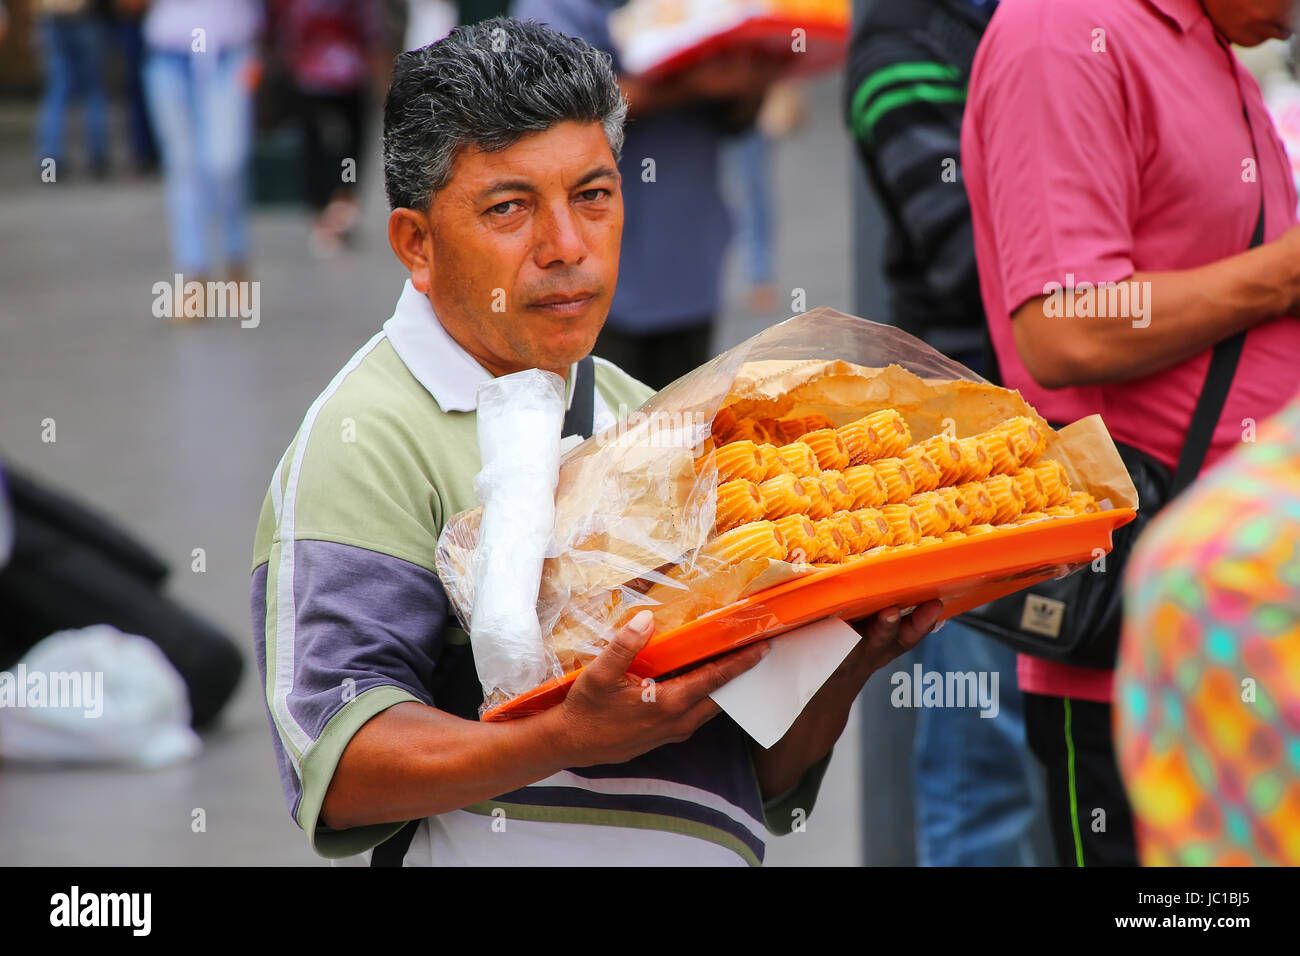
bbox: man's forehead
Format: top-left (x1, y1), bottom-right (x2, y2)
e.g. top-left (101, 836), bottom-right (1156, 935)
top-left (445, 121), bottom-right (618, 193)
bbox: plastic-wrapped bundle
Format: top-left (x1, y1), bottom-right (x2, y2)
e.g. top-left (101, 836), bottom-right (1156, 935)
top-left (1032, 459), bottom-right (1071, 506)
top-left (839, 408), bottom-right (911, 465)
top-left (758, 473), bottom-right (813, 519)
top-left (776, 440), bottom-right (821, 478)
top-left (712, 440), bottom-right (766, 483)
top-left (801, 428), bottom-right (851, 471)
top-left (1009, 467), bottom-right (1049, 513)
top-left (809, 519), bottom-right (848, 563)
top-left (976, 429), bottom-right (1017, 476)
top-left (935, 485), bottom-right (972, 531)
top-left (830, 510), bottom-right (872, 554)
top-left (955, 481), bottom-right (997, 525)
top-left (996, 416), bottom-right (1050, 467)
top-left (956, 436), bottom-right (994, 481)
top-left (982, 474), bottom-right (1026, 525)
top-left (871, 456), bottom-right (916, 504)
top-left (1064, 491), bottom-right (1100, 514)
top-left (715, 479), bottom-right (764, 532)
top-left (916, 434), bottom-right (964, 485)
top-left (881, 503), bottom-right (923, 545)
top-left (774, 514), bottom-right (818, 564)
top-left (467, 369), bottom-right (567, 700)
top-left (805, 478), bottom-right (835, 520)
top-left (843, 464), bottom-right (889, 508)
top-left (819, 470), bottom-right (857, 513)
top-left (905, 491), bottom-right (952, 537)
top-left (852, 507), bottom-right (892, 549)
top-left (774, 414), bottom-right (834, 443)
top-left (757, 443), bottom-right (788, 480)
top-left (901, 446), bottom-right (943, 493)
top-left (699, 520), bottom-right (788, 566)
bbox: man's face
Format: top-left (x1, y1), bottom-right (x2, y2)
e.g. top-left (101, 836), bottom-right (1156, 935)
top-left (1203, 0), bottom-right (1298, 45)
top-left (419, 121), bottom-right (622, 378)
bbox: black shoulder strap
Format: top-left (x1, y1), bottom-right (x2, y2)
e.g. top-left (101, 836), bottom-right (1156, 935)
top-left (370, 819), bottom-right (421, 867)
top-left (1169, 86), bottom-right (1268, 496)
top-left (562, 355), bottom-right (597, 440)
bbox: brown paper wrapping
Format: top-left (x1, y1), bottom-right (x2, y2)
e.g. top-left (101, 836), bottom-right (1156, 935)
top-left (438, 354), bottom-right (1138, 683)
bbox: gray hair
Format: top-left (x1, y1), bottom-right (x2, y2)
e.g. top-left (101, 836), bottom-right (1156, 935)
top-left (383, 17), bottom-right (628, 211)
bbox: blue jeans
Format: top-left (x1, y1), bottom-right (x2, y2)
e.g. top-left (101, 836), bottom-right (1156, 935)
top-left (143, 47), bottom-right (254, 273)
top-left (724, 129), bottom-right (773, 285)
top-left (913, 619), bottom-right (1045, 865)
top-left (36, 15), bottom-right (110, 169)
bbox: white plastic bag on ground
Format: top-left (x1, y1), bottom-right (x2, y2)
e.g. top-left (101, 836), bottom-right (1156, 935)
top-left (0, 624), bottom-right (201, 768)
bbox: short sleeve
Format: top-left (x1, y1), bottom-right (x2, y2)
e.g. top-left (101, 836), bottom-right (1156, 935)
top-left (251, 390), bottom-right (462, 858)
top-left (967, 19), bottom-right (1140, 314)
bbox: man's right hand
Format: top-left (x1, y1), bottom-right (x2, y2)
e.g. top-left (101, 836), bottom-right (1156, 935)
top-left (548, 609), bottom-right (768, 767)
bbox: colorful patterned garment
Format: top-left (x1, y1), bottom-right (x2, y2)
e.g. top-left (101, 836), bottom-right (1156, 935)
top-left (1116, 393), bottom-right (1300, 866)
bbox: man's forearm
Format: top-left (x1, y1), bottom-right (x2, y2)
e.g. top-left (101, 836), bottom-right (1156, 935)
top-left (1013, 236), bottom-right (1300, 388)
top-left (751, 639), bottom-right (878, 798)
top-left (319, 702), bottom-right (575, 830)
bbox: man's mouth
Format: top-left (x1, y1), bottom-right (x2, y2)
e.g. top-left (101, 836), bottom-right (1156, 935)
top-left (527, 292), bottom-right (597, 317)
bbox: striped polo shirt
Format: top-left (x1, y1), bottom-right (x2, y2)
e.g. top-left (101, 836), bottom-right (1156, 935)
top-left (250, 281), bottom-right (827, 865)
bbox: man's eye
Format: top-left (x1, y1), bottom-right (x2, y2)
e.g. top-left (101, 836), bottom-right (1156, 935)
top-left (488, 200), bottom-right (521, 215)
top-left (578, 188), bottom-right (609, 201)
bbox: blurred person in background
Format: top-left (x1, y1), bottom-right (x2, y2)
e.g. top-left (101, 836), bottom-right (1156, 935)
top-left (34, 0), bottom-right (111, 178)
top-left (963, 0), bottom-right (1300, 866)
top-left (512, 0), bottom-right (780, 390)
top-left (108, 0), bottom-right (160, 174)
top-left (142, 0), bottom-right (263, 317)
top-left (1116, 390), bottom-right (1300, 865)
top-left (404, 0), bottom-right (456, 48)
top-left (268, 0), bottom-right (390, 258)
top-left (1239, 36), bottom-right (1300, 211)
top-left (724, 81), bottom-right (805, 317)
top-left (846, 0), bottom-right (1049, 867)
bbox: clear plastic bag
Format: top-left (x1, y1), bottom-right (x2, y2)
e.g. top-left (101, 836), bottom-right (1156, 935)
top-left (435, 308), bottom-right (1134, 711)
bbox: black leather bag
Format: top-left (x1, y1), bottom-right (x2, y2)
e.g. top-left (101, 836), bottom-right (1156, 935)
top-left (961, 197), bottom-right (1264, 669)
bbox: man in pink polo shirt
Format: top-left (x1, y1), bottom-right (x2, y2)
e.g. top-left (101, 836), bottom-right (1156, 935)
top-left (962, 0), bottom-right (1300, 865)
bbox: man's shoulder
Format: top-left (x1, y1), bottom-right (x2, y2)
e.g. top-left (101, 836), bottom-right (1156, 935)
top-left (984, 0), bottom-right (1150, 49)
top-left (251, 332), bottom-right (468, 571)
top-left (592, 355), bottom-right (655, 409)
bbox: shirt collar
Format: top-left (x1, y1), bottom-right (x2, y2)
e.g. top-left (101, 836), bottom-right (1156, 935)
top-left (1145, 0), bottom-right (1205, 33)
top-left (383, 279), bottom-right (578, 414)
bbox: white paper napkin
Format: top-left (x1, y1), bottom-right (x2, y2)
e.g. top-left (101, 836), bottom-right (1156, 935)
top-left (709, 617), bottom-right (862, 749)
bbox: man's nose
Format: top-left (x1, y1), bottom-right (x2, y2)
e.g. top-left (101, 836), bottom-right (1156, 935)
top-left (534, 202), bottom-right (588, 267)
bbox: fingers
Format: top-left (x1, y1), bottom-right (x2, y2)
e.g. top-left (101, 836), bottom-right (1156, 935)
top-left (580, 610), bottom-right (655, 686)
top-left (663, 640), bottom-right (769, 704)
top-left (854, 600), bottom-right (944, 670)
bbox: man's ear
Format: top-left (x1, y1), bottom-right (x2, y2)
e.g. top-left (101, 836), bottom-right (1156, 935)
top-left (388, 207), bottom-right (435, 294)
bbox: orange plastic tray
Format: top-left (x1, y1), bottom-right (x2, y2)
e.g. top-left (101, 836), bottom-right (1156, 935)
top-left (482, 508), bottom-right (1136, 720)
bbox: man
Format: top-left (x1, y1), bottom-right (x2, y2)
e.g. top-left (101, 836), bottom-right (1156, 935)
top-left (251, 17), bottom-right (940, 866)
top-left (512, 0), bottom-right (777, 389)
top-left (962, 0), bottom-right (1300, 865)
top-left (846, 0), bottom-right (1048, 867)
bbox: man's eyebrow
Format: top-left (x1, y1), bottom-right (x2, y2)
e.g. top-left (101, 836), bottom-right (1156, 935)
top-left (573, 165), bottom-right (619, 188)
top-left (475, 165), bottom-right (619, 204)
top-left (477, 178), bottom-right (537, 202)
